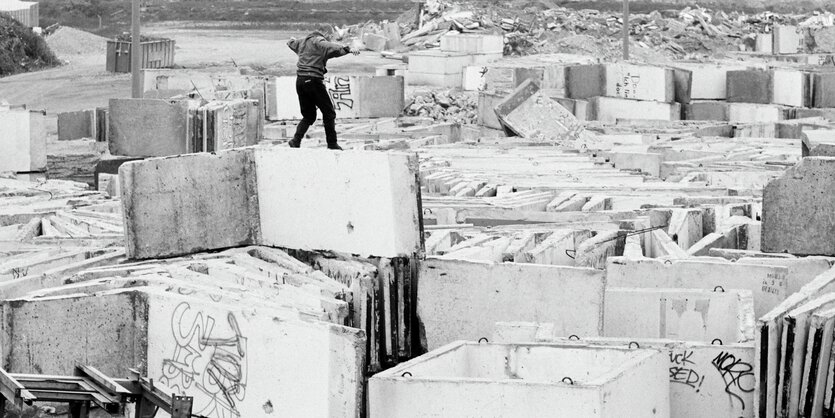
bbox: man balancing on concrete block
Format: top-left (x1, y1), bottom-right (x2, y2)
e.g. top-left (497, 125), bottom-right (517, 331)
top-left (287, 24), bottom-right (360, 150)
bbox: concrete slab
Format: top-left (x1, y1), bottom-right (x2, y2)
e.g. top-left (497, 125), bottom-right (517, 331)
top-left (108, 98), bottom-right (192, 157)
top-left (121, 147), bottom-right (422, 259)
top-left (0, 109), bottom-right (44, 173)
top-left (671, 63), bottom-right (748, 102)
top-left (417, 258), bottom-right (605, 350)
top-left (727, 70), bottom-right (772, 104)
top-left (566, 63), bottom-right (675, 102)
top-left (684, 101), bottom-right (728, 121)
top-left (762, 157), bottom-right (835, 256)
top-left (255, 147), bottom-right (422, 258)
top-left (477, 91), bottom-right (504, 130)
top-left (812, 73), bottom-right (835, 108)
top-left (494, 79), bottom-right (588, 144)
top-left (773, 25), bottom-right (805, 54)
top-left (606, 257), bottom-right (789, 318)
top-left (440, 33), bottom-right (503, 54)
top-left (728, 103), bottom-right (787, 123)
top-left (771, 69), bottom-right (810, 107)
top-left (589, 97), bottom-right (681, 123)
top-left (604, 288), bottom-right (754, 343)
top-left (369, 341), bottom-right (669, 418)
top-left (120, 149), bottom-right (261, 259)
top-left (57, 110), bottom-right (95, 141)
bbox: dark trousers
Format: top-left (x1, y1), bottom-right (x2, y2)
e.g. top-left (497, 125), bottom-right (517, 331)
top-left (293, 76), bottom-right (338, 146)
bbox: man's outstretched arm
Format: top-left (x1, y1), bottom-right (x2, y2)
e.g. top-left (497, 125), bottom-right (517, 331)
top-left (316, 38), bottom-right (360, 58)
top-left (287, 37), bottom-right (301, 54)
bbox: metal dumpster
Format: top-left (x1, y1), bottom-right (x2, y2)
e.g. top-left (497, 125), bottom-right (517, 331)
top-left (106, 38), bottom-right (175, 73)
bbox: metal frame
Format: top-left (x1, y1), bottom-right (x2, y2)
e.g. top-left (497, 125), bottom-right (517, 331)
top-left (0, 366), bottom-right (193, 418)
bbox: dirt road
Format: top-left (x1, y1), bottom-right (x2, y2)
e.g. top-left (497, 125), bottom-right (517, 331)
top-left (0, 24), bottom-right (394, 135)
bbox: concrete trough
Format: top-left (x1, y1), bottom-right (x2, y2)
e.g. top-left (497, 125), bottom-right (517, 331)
top-left (491, 326), bottom-right (755, 418)
top-left (368, 341), bottom-right (669, 418)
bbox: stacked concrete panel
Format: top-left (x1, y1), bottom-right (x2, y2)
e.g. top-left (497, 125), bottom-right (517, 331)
top-left (120, 146), bottom-right (422, 260)
top-left (369, 342), bottom-right (669, 418)
top-left (267, 75), bottom-right (404, 120)
top-left (407, 33), bottom-right (502, 88)
top-left (671, 63), bottom-right (749, 103)
top-left (566, 63), bottom-right (675, 102)
top-left (0, 258), bottom-right (366, 417)
top-left (0, 108), bottom-right (46, 173)
top-left (108, 98), bottom-right (195, 157)
top-left (417, 258), bottom-right (605, 350)
top-left (726, 69), bottom-right (811, 108)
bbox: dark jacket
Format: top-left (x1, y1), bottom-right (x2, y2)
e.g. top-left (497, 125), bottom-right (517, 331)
top-left (287, 31), bottom-right (350, 79)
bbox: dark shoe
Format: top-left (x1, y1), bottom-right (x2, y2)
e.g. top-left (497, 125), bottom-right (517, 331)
top-left (327, 144), bottom-right (343, 151)
top-left (288, 138), bottom-right (301, 148)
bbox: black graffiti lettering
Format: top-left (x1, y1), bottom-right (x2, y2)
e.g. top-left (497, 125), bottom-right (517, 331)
top-left (712, 351), bottom-right (755, 411)
top-left (328, 76), bottom-right (354, 111)
top-left (670, 350), bottom-right (695, 366)
top-left (161, 302), bottom-right (247, 418)
top-left (11, 267), bottom-right (29, 279)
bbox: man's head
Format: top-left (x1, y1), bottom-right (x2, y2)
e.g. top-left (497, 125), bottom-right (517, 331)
top-left (315, 24), bottom-right (335, 40)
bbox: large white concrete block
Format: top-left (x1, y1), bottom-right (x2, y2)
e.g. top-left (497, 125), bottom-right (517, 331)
top-left (255, 147), bottom-right (422, 258)
top-left (606, 257), bottom-right (789, 318)
top-left (120, 149), bottom-right (261, 260)
top-left (773, 25), bottom-right (805, 54)
top-left (728, 103), bottom-right (787, 123)
top-left (121, 146), bottom-right (423, 260)
top-left (440, 33), bottom-right (504, 54)
top-left (771, 69), bottom-right (810, 107)
top-left (671, 63), bottom-right (748, 102)
top-left (589, 97), bottom-right (681, 123)
top-left (0, 109), bottom-right (45, 173)
top-left (567, 63), bottom-right (675, 102)
top-left (1, 288), bottom-right (365, 418)
top-left (369, 341), bottom-right (669, 418)
top-left (604, 288), bottom-right (755, 344)
top-left (417, 258), bottom-right (605, 350)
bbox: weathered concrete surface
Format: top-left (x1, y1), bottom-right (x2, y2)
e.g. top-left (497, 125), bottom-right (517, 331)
top-left (120, 149), bottom-right (261, 259)
top-left (121, 146), bottom-right (422, 260)
top-left (255, 147), bottom-right (422, 258)
top-left (109, 98), bottom-right (192, 157)
top-left (440, 33), bottom-right (503, 54)
top-left (672, 63), bottom-right (748, 102)
top-left (417, 258), bottom-right (605, 350)
top-left (607, 257), bottom-right (789, 318)
top-left (604, 288), bottom-right (755, 343)
top-left (0, 109), bottom-right (45, 173)
top-left (369, 341), bottom-right (669, 418)
top-left (495, 79), bottom-right (594, 146)
top-left (589, 96), bottom-right (681, 123)
top-left (762, 157), bottom-right (835, 256)
top-left (477, 91), bottom-right (504, 130)
top-left (57, 109), bottom-right (95, 141)
top-left (802, 129), bottom-right (835, 157)
top-left (566, 63), bottom-right (674, 102)
top-left (812, 72), bottom-right (835, 108)
top-left (727, 70), bottom-right (772, 104)
top-left (0, 288), bottom-right (365, 417)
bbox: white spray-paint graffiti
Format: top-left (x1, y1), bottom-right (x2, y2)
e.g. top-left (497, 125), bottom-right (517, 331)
top-left (160, 302), bottom-right (248, 418)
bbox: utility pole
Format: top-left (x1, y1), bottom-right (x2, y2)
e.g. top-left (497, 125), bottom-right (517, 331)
top-left (131, 0), bottom-right (141, 98)
top-left (622, 0), bottom-right (629, 60)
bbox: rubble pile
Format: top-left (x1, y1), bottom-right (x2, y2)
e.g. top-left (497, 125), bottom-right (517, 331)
top-left (338, 0), bottom-right (835, 59)
top-left (404, 89), bottom-right (478, 124)
top-left (0, 14), bottom-right (60, 76)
